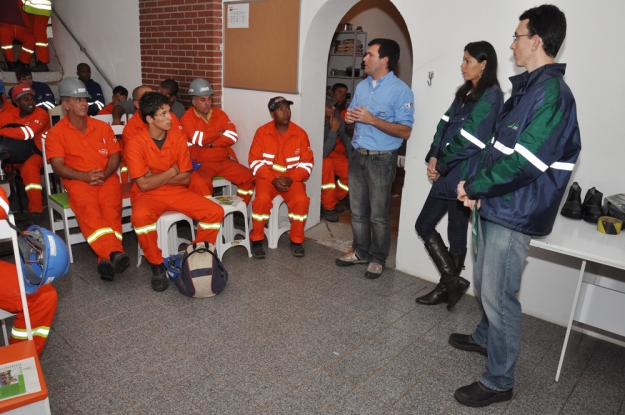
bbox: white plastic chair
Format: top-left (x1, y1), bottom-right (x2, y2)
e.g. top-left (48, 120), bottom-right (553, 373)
top-left (209, 195), bottom-right (251, 258)
top-left (264, 195), bottom-right (291, 249)
top-left (137, 212), bottom-right (196, 266)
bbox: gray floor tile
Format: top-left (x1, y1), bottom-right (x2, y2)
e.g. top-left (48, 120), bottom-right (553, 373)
top-left (359, 370), bottom-right (412, 405)
top-left (403, 337), bottom-right (452, 367)
top-left (300, 370), bottom-right (354, 406)
top-left (269, 351), bottom-right (321, 386)
top-left (372, 326), bottom-right (421, 352)
top-left (49, 369), bottom-right (109, 404)
top-left (326, 353), bottom-right (377, 385)
top-left (321, 326), bottom-right (369, 353)
top-left (174, 370), bottom-right (231, 406)
top-left (136, 388), bottom-right (201, 415)
top-left (512, 388), bottom-right (565, 415)
top-left (414, 369), bottom-right (468, 400)
top-left (350, 339), bottom-right (400, 369)
top-left (298, 339), bottom-right (343, 368)
top-left (392, 387), bottom-right (450, 415)
top-left (71, 386), bottom-right (135, 415)
top-left (236, 371), bottom-right (293, 407)
top-left (332, 388), bottom-right (389, 415)
top-left (382, 352), bottom-right (433, 385)
top-left (267, 389), bottom-right (328, 415)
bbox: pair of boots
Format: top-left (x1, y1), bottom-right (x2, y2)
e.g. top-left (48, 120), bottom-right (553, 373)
top-left (416, 233), bottom-right (470, 311)
top-left (560, 182), bottom-right (603, 223)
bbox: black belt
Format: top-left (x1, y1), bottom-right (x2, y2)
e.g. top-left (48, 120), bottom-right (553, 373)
top-left (356, 148), bottom-right (392, 155)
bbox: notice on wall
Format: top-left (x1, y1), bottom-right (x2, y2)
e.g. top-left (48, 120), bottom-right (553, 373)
top-left (227, 3), bottom-right (249, 29)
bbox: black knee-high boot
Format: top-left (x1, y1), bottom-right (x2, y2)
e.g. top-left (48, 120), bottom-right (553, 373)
top-left (446, 251), bottom-right (470, 311)
top-left (415, 233), bottom-right (454, 305)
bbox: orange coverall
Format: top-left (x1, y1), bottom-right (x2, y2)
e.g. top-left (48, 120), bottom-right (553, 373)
top-left (98, 102), bottom-right (114, 115)
top-left (23, 13), bottom-right (49, 63)
top-left (0, 188), bottom-right (57, 356)
top-left (0, 105), bottom-right (50, 213)
top-left (45, 116), bottom-right (124, 262)
top-left (0, 2), bottom-right (35, 65)
top-left (181, 107), bottom-right (255, 203)
top-left (125, 125), bottom-right (224, 266)
top-left (248, 120), bottom-right (313, 244)
top-left (321, 137), bottom-right (349, 211)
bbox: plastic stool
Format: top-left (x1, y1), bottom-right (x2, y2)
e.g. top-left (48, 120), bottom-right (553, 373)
top-left (0, 308), bottom-right (15, 346)
top-left (210, 195), bottom-right (251, 258)
top-left (264, 195), bottom-right (291, 249)
top-left (137, 211), bottom-right (196, 266)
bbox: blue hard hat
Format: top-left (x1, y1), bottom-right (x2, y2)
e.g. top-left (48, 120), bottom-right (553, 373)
top-left (18, 225), bottom-right (70, 294)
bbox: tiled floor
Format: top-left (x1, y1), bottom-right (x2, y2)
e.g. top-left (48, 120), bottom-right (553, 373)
top-left (3, 226), bottom-right (625, 414)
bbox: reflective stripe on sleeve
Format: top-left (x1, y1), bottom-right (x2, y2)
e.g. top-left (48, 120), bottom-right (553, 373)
top-left (460, 129), bottom-right (485, 149)
top-left (493, 141), bottom-right (514, 155)
top-left (223, 130), bottom-right (238, 142)
top-left (514, 144), bottom-right (548, 172)
top-left (441, 115), bottom-right (449, 122)
top-left (550, 161), bottom-right (575, 171)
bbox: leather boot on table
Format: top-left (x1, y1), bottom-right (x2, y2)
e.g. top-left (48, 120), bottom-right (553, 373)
top-left (415, 233), bottom-right (454, 305)
top-left (582, 187), bottom-right (603, 223)
top-left (560, 182), bottom-right (583, 219)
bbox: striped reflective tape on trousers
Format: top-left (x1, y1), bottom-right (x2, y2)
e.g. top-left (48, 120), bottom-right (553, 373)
top-left (337, 179), bottom-right (349, 192)
top-left (237, 188), bottom-right (254, 196)
top-left (288, 213), bottom-right (307, 222)
top-left (321, 183), bottom-right (336, 190)
top-left (198, 222), bottom-right (221, 230)
top-left (87, 227), bottom-right (121, 244)
top-left (24, 183), bottom-right (43, 191)
top-left (252, 212), bottom-right (270, 221)
top-left (134, 223), bottom-right (157, 235)
top-left (11, 325), bottom-right (50, 339)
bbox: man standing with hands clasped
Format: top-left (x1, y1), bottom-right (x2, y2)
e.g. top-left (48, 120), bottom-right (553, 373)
top-left (451, 5), bottom-right (581, 407)
top-left (335, 38), bottom-right (414, 280)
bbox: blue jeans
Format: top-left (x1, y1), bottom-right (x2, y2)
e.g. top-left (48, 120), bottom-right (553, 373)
top-left (348, 149), bottom-right (398, 266)
top-left (471, 218), bottom-right (531, 391)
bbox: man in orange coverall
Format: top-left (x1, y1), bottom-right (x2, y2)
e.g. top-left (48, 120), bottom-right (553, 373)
top-left (0, 84), bottom-right (50, 225)
top-left (248, 97), bottom-right (314, 259)
top-left (126, 92), bottom-right (224, 292)
top-left (0, 187), bottom-right (57, 356)
top-left (0, 0), bottom-right (35, 71)
top-left (97, 85), bottom-right (129, 115)
top-left (45, 77), bottom-right (130, 281)
top-left (181, 78), bottom-right (255, 203)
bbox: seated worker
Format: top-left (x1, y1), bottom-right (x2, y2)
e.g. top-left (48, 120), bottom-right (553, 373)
top-left (45, 77), bottom-right (130, 281)
top-left (112, 85), bottom-right (151, 125)
top-left (0, 0), bottom-right (35, 71)
top-left (321, 97), bottom-right (352, 222)
top-left (248, 97), bottom-right (314, 259)
top-left (8, 67), bottom-right (55, 111)
top-left (180, 78), bottom-right (255, 203)
top-left (330, 83), bottom-right (349, 116)
top-left (0, 187), bottom-right (58, 356)
top-left (126, 92), bottom-right (224, 292)
top-left (77, 63), bottom-right (105, 116)
top-left (157, 79), bottom-right (185, 120)
top-left (0, 85), bottom-right (50, 225)
top-left (98, 85), bottom-right (129, 115)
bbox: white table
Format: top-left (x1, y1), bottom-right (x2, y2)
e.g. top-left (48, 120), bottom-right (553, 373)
top-left (530, 216), bottom-right (625, 381)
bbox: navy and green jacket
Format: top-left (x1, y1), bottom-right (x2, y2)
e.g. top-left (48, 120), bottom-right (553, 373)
top-left (426, 84), bottom-right (503, 200)
top-left (464, 63), bottom-right (581, 236)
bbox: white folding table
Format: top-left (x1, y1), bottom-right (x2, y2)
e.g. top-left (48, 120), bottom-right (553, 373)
top-left (530, 216), bottom-right (625, 381)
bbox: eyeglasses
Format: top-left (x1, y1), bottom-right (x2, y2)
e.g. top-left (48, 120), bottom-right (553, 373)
top-left (512, 33), bottom-right (533, 42)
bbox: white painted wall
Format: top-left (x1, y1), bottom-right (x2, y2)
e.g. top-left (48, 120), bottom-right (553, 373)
top-left (51, 0), bottom-right (142, 103)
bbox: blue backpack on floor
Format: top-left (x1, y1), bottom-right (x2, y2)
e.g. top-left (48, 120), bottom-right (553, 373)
top-left (164, 242), bottom-right (228, 298)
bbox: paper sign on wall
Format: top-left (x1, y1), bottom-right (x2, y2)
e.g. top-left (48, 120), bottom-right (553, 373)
top-left (228, 3), bottom-right (249, 29)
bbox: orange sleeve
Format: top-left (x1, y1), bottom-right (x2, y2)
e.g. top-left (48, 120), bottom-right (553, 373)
top-left (174, 127), bottom-right (193, 173)
top-left (98, 103), bottom-right (113, 115)
top-left (44, 125), bottom-right (66, 162)
top-left (287, 129), bottom-right (314, 183)
top-left (103, 123), bottom-right (121, 155)
top-left (248, 126), bottom-right (278, 182)
top-left (124, 136), bottom-right (148, 180)
top-left (211, 110), bottom-right (238, 149)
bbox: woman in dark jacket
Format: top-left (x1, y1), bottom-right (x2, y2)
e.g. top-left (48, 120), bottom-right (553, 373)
top-left (415, 41), bottom-right (503, 311)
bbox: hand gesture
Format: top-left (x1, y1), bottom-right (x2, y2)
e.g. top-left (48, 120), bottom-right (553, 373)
top-left (85, 169), bottom-right (105, 186)
top-left (329, 116), bottom-right (340, 132)
top-left (427, 158), bottom-right (440, 182)
top-left (272, 176), bottom-right (293, 192)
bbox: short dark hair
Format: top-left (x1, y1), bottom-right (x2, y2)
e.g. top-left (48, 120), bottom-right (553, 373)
top-left (331, 83), bottom-right (348, 92)
top-left (132, 85), bottom-right (150, 100)
top-left (15, 67), bottom-right (32, 81)
top-left (456, 41), bottom-right (500, 102)
top-left (112, 85), bottom-right (128, 97)
top-left (520, 4), bottom-right (566, 58)
top-left (139, 92), bottom-right (169, 123)
top-left (160, 79), bottom-right (179, 96)
top-left (369, 38), bottom-right (400, 72)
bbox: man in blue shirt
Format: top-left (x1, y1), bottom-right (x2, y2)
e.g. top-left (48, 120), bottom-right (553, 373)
top-left (77, 63), bottom-right (105, 116)
top-left (9, 67), bottom-right (55, 111)
top-left (335, 38), bottom-right (414, 279)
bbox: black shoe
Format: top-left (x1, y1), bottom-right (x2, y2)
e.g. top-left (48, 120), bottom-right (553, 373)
top-left (454, 381), bottom-right (513, 408)
top-left (322, 208), bottom-right (339, 222)
top-left (111, 252), bottom-right (130, 274)
top-left (97, 259), bottom-right (115, 282)
top-left (28, 212), bottom-right (44, 225)
top-left (150, 262), bottom-right (169, 292)
top-left (582, 187), bottom-right (603, 223)
top-left (416, 282), bottom-right (448, 305)
top-left (446, 276), bottom-right (470, 311)
top-left (30, 61), bottom-right (49, 72)
top-left (334, 199), bottom-right (346, 213)
top-left (560, 182), bottom-right (583, 219)
top-left (252, 240), bottom-right (265, 259)
top-left (449, 333), bottom-right (488, 357)
top-left (290, 241), bottom-right (305, 257)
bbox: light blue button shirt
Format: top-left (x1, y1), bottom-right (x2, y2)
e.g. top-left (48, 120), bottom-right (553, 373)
top-left (349, 71), bottom-right (414, 151)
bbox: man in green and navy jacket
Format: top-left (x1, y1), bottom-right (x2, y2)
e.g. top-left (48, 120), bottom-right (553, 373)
top-left (452, 5), bottom-right (581, 408)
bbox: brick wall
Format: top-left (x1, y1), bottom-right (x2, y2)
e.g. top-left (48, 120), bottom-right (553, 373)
top-left (139, 0), bottom-right (223, 108)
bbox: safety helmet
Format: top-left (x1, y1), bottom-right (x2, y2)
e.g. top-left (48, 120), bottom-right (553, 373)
top-left (18, 225), bottom-right (70, 294)
top-left (58, 77), bottom-right (90, 98)
top-left (188, 78), bottom-right (214, 96)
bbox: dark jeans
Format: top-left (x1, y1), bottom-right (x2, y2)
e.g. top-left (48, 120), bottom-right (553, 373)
top-left (348, 149), bottom-right (397, 266)
top-left (415, 195), bottom-right (471, 254)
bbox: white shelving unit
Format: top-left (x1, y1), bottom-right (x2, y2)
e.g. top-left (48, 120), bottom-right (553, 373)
top-left (326, 30), bottom-right (367, 100)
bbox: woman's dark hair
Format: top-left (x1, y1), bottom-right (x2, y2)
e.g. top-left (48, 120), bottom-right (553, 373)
top-left (455, 41), bottom-right (499, 103)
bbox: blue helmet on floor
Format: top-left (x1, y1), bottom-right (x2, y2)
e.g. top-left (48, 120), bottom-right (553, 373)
top-left (18, 225), bottom-right (70, 294)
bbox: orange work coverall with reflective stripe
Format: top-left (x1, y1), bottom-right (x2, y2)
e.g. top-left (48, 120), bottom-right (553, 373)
top-left (45, 116), bottom-right (124, 262)
top-left (0, 105), bottom-right (50, 213)
top-left (125, 125), bottom-right (224, 266)
top-left (0, 188), bottom-right (57, 356)
top-left (181, 107), bottom-right (255, 203)
top-left (321, 137), bottom-right (349, 211)
top-left (248, 120), bottom-right (313, 244)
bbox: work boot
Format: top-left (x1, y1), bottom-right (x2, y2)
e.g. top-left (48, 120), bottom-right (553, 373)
top-left (454, 382), bottom-right (513, 408)
top-left (415, 233), bottom-right (454, 306)
top-left (336, 248), bottom-right (368, 266)
top-left (335, 198), bottom-right (348, 213)
top-left (6, 61), bottom-right (19, 71)
top-left (111, 252), bottom-right (130, 274)
top-left (27, 212), bottom-right (44, 226)
top-left (322, 207), bottom-right (339, 222)
top-left (97, 259), bottom-right (115, 282)
top-left (30, 61), bottom-right (49, 72)
top-left (290, 241), bottom-right (305, 257)
top-left (252, 240), bottom-right (265, 259)
top-left (150, 262), bottom-right (169, 292)
top-left (560, 182), bottom-right (583, 219)
top-left (582, 187), bottom-right (603, 223)
top-left (447, 251), bottom-right (470, 311)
